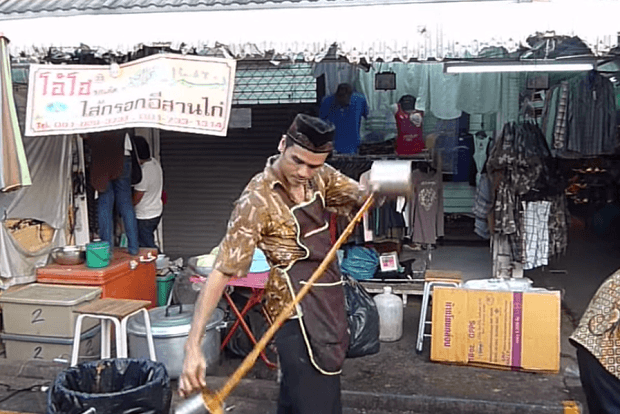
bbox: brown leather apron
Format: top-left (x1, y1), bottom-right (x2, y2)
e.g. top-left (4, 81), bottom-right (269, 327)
top-left (274, 189), bottom-right (349, 374)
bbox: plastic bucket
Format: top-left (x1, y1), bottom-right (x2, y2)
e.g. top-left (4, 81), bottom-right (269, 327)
top-left (156, 272), bottom-right (175, 306)
top-left (85, 241), bottom-right (110, 268)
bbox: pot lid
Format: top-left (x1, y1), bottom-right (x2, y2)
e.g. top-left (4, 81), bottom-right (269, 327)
top-left (0, 284), bottom-right (101, 306)
top-left (126, 304), bottom-right (225, 338)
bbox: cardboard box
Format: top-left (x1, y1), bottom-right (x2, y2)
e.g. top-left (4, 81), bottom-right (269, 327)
top-left (430, 287), bottom-right (560, 372)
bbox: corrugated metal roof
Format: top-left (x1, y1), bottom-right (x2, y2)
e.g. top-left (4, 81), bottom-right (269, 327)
top-left (0, 0), bottom-right (503, 19)
top-left (1, 0), bottom-right (615, 61)
top-left (0, 0), bottom-right (281, 15)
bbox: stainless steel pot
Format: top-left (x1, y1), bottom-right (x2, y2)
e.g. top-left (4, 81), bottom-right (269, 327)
top-left (126, 304), bottom-right (225, 379)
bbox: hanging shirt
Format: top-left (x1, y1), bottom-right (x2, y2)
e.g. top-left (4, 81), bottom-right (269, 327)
top-left (521, 200), bottom-right (551, 270)
top-left (434, 118), bottom-right (461, 175)
top-left (420, 63), bottom-right (462, 120)
top-left (359, 170), bottom-right (374, 242)
top-left (411, 167), bottom-right (444, 245)
top-left (541, 83), bottom-right (560, 152)
top-left (566, 72), bottom-right (617, 156)
top-left (554, 81), bottom-right (569, 150)
top-left (320, 93), bottom-right (369, 154)
top-left (88, 131), bottom-right (125, 193)
top-left (455, 72), bottom-right (502, 115)
top-left (473, 133), bottom-right (490, 185)
top-left (472, 173), bottom-right (493, 240)
top-left (394, 104), bottom-right (425, 155)
top-left (313, 62), bottom-right (359, 96)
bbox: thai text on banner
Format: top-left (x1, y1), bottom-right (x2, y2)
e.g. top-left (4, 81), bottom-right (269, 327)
top-left (25, 53), bottom-right (236, 137)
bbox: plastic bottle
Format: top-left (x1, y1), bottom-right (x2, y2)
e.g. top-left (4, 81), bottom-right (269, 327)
top-left (373, 286), bottom-right (403, 342)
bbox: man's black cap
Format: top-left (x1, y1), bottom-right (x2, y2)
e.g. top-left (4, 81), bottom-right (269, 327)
top-left (286, 114), bottom-right (335, 153)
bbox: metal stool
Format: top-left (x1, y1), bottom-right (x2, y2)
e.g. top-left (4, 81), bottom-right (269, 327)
top-left (71, 298), bottom-right (156, 366)
top-left (416, 270), bottom-right (462, 353)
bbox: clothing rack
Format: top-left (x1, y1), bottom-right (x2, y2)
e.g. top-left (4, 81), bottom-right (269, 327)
top-left (486, 121), bottom-right (569, 277)
top-left (327, 151), bottom-right (436, 179)
top-left (329, 151), bottom-right (440, 283)
top-left (328, 150), bottom-right (433, 163)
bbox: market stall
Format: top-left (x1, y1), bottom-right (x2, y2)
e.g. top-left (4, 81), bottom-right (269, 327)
top-left (0, 0), bottom-right (617, 269)
top-left (0, 10), bottom-right (616, 414)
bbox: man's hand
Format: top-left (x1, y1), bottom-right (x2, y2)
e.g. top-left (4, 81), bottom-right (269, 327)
top-left (178, 268), bottom-right (231, 398)
top-left (179, 343), bottom-right (207, 397)
top-left (359, 179), bottom-right (369, 197)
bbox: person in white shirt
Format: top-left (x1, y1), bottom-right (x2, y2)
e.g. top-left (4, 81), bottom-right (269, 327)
top-left (132, 136), bottom-right (164, 250)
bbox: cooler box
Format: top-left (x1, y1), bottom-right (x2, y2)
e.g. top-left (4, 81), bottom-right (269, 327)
top-left (1, 325), bottom-right (100, 362)
top-left (36, 248), bottom-right (157, 308)
top-left (0, 284), bottom-right (101, 338)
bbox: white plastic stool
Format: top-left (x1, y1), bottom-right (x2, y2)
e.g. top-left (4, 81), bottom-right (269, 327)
top-left (416, 270), bottom-right (462, 353)
top-left (71, 298), bottom-right (156, 366)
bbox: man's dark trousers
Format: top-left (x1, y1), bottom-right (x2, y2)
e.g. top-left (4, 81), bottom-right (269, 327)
top-left (275, 319), bottom-right (342, 414)
top-left (137, 215), bottom-right (161, 249)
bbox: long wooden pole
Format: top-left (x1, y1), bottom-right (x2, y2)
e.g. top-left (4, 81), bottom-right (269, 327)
top-left (202, 194), bottom-right (376, 413)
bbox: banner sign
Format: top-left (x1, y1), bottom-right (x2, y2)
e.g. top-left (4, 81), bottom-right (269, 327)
top-left (25, 53), bottom-right (236, 137)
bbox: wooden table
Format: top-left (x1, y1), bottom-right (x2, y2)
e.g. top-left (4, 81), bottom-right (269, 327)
top-left (360, 270), bottom-right (464, 306)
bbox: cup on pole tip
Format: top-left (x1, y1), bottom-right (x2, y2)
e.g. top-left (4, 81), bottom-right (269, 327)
top-left (368, 160), bottom-right (414, 197)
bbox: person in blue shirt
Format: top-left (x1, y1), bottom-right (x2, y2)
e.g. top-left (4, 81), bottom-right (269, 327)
top-left (319, 83), bottom-right (369, 154)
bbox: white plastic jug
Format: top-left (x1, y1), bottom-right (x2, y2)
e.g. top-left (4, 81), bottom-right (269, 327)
top-left (373, 286), bottom-right (403, 342)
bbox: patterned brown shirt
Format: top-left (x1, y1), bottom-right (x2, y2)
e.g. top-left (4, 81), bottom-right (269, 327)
top-left (213, 155), bottom-right (363, 318)
top-left (570, 269), bottom-right (620, 379)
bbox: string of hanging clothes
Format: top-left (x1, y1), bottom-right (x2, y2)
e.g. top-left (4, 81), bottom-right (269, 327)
top-left (482, 121), bottom-right (569, 274)
top-left (541, 71), bottom-right (617, 157)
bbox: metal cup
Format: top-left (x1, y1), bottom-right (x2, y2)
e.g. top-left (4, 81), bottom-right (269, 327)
top-left (368, 160), bottom-right (413, 197)
top-left (174, 393), bottom-right (209, 414)
top-left (174, 393), bottom-right (226, 414)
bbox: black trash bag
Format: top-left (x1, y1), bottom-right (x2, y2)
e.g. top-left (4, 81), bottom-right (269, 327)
top-left (46, 358), bottom-right (171, 414)
top-left (523, 34), bottom-right (593, 59)
top-left (344, 275), bottom-right (380, 358)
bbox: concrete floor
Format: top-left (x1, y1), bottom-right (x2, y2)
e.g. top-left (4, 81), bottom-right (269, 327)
top-left (189, 223), bottom-right (603, 414)
top-left (1, 221), bottom-right (616, 414)
top-left (422, 222), bottom-right (620, 320)
top-left (427, 244), bottom-right (494, 282)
